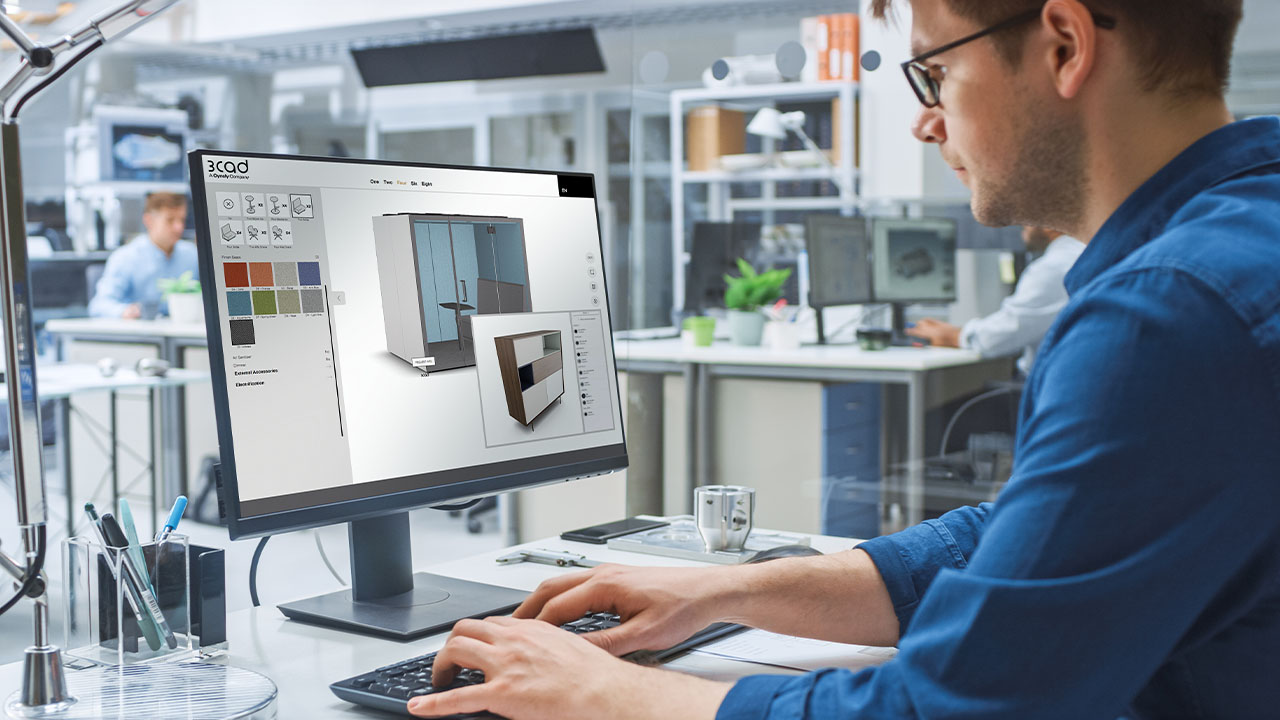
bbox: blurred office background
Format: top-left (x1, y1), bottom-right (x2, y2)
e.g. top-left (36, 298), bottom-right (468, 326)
top-left (2, 0), bottom-right (1279, 663)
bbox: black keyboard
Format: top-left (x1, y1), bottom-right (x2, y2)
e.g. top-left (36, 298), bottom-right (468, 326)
top-left (331, 612), bottom-right (743, 716)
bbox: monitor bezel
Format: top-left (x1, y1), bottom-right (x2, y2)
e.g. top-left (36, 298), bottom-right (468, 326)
top-left (189, 149), bottom-right (628, 540)
top-left (869, 216), bottom-right (959, 305)
top-left (804, 214), bottom-right (875, 308)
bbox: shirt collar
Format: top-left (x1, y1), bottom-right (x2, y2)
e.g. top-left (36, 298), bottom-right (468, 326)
top-left (1065, 116), bottom-right (1280, 295)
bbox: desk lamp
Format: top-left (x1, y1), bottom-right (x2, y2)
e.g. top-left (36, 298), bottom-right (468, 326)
top-left (0, 1), bottom-right (181, 715)
top-left (746, 107), bottom-right (845, 192)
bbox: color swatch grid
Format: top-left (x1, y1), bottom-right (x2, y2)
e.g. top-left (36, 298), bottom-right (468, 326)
top-left (223, 260), bottom-right (324, 346)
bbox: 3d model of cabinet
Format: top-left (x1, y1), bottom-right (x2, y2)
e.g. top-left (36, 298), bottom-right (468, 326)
top-left (494, 330), bottom-right (564, 426)
top-left (373, 213), bottom-right (533, 372)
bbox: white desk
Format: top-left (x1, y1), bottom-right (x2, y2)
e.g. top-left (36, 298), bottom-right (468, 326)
top-left (0, 533), bottom-right (861, 718)
top-left (44, 319), bottom-right (212, 510)
top-left (615, 339), bottom-right (1013, 527)
top-left (13, 364), bottom-right (211, 538)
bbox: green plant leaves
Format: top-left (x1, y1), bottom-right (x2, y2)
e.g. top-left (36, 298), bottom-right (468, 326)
top-left (157, 270), bottom-right (201, 295)
top-left (723, 258), bottom-right (791, 311)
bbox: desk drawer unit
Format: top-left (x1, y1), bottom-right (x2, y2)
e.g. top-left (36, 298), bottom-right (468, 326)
top-left (821, 382), bottom-right (882, 538)
top-left (496, 330), bottom-right (564, 426)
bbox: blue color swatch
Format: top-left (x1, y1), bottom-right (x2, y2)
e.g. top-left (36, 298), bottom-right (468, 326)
top-left (298, 262), bottom-right (321, 286)
top-left (226, 291), bottom-right (252, 317)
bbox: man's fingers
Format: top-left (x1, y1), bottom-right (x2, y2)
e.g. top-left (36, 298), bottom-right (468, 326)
top-left (431, 636), bottom-right (495, 688)
top-left (512, 570), bottom-right (595, 619)
top-left (535, 581), bottom-right (614, 626)
top-left (579, 621), bottom-right (655, 657)
top-left (408, 683), bottom-right (491, 718)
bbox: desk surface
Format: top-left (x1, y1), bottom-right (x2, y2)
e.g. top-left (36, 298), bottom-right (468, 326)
top-left (45, 317), bottom-right (208, 341)
top-left (616, 337), bottom-right (986, 372)
top-left (0, 533), bottom-right (858, 718)
top-left (21, 363), bottom-right (211, 398)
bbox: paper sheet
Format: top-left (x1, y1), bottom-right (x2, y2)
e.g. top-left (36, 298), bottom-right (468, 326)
top-left (692, 628), bottom-right (898, 673)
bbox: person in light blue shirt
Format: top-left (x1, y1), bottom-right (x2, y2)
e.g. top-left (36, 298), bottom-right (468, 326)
top-left (402, 2), bottom-right (1280, 720)
top-left (89, 191), bottom-right (198, 318)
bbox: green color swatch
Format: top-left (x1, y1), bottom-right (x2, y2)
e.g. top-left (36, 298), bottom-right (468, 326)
top-left (252, 290), bottom-right (277, 315)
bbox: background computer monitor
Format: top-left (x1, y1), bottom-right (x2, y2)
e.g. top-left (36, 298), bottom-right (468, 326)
top-left (871, 217), bottom-right (957, 340)
top-left (684, 221), bottom-right (762, 314)
top-left (191, 150), bottom-right (627, 639)
top-left (871, 217), bottom-right (957, 303)
top-left (804, 214), bottom-right (873, 344)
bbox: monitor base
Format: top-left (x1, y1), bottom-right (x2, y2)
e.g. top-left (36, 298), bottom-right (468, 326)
top-left (278, 572), bottom-right (527, 641)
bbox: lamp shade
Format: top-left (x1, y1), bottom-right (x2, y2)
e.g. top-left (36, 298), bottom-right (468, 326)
top-left (746, 108), bottom-right (808, 140)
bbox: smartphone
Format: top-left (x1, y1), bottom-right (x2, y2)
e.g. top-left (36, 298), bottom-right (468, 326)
top-left (560, 517), bottom-right (670, 544)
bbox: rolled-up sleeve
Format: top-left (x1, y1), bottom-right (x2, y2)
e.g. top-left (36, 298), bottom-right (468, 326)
top-left (716, 267), bottom-right (1280, 719)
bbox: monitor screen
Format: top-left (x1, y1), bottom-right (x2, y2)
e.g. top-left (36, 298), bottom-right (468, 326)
top-left (191, 152), bottom-right (626, 539)
top-left (804, 215), bottom-right (873, 307)
top-left (684, 221), bottom-right (761, 314)
top-left (871, 218), bottom-right (957, 303)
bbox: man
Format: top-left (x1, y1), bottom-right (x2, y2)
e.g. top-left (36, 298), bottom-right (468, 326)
top-left (412, 1), bottom-right (1280, 718)
top-left (88, 191), bottom-right (198, 319)
top-left (907, 226), bottom-right (1084, 374)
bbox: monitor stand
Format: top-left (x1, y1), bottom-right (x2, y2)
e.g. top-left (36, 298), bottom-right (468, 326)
top-left (888, 303), bottom-right (928, 347)
top-left (277, 511), bottom-right (528, 640)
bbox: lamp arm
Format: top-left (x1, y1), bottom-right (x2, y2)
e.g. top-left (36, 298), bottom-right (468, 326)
top-left (791, 125), bottom-right (844, 193)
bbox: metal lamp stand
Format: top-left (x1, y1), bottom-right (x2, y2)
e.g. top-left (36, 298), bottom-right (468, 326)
top-left (0, 2), bottom-right (181, 716)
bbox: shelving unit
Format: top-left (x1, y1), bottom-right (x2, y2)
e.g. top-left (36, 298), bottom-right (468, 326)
top-left (495, 330), bottom-right (565, 426)
top-left (669, 81), bottom-right (860, 314)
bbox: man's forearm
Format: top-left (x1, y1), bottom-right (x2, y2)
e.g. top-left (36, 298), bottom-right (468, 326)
top-left (714, 548), bottom-right (898, 647)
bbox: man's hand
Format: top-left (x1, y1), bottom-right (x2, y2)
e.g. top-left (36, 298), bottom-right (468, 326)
top-left (512, 564), bottom-right (740, 657)
top-left (906, 317), bottom-right (961, 348)
top-left (122, 303), bottom-right (142, 320)
top-left (412, 616), bottom-right (730, 720)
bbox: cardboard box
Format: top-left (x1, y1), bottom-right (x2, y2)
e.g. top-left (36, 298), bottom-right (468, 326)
top-left (686, 106), bottom-right (746, 172)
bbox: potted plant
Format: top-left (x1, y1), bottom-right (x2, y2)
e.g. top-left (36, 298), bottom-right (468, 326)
top-left (158, 271), bottom-right (204, 324)
top-left (723, 258), bottom-right (791, 346)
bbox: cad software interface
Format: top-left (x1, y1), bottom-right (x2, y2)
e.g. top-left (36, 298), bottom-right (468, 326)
top-left (196, 155), bottom-right (623, 515)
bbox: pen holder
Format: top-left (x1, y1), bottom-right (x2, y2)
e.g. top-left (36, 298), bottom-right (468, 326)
top-left (62, 535), bottom-right (226, 667)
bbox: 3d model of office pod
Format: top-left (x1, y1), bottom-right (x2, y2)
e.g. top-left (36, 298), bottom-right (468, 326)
top-left (495, 330), bottom-right (564, 426)
top-left (372, 213), bottom-right (533, 372)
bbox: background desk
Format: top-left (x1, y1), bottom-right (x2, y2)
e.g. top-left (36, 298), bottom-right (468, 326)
top-left (616, 339), bottom-right (1014, 534)
top-left (0, 532), bottom-right (861, 719)
top-left (44, 319), bottom-right (214, 512)
top-left (12, 364), bottom-right (211, 537)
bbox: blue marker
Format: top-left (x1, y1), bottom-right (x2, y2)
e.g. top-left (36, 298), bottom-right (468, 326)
top-left (154, 495), bottom-right (188, 543)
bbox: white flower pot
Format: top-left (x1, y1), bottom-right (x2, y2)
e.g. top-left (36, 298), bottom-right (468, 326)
top-left (166, 293), bottom-right (204, 324)
top-left (727, 309), bottom-right (766, 346)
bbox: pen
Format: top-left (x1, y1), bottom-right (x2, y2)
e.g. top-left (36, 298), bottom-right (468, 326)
top-left (154, 495), bottom-right (187, 544)
top-left (117, 498), bottom-right (154, 593)
top-left (100, 513), bottom-right (177, 650)
top-left (85, 504), bottom-right (163, 652)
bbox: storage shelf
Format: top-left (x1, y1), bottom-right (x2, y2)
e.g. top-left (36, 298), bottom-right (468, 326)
top-left (683, 166), bottom-right (857, 183)
top-left (672, 81), bottom-right (858, 105)
top-left (725, 196), bottom-right (853, 211)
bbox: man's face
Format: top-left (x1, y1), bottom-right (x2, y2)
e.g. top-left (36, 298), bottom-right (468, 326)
top-left (908, 0), bottom-right (1087, 230)
top-left (143, 205), bottom-right (187, 252)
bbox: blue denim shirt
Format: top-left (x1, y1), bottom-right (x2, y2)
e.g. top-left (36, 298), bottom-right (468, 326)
top-left (88, 236), bottom-right (200, 318)
top-left (718, 117), bottom-right (1280, 719)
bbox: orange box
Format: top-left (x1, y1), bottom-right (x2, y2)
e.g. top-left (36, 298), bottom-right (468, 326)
top-left (686, 106), bottom-right (745, 172)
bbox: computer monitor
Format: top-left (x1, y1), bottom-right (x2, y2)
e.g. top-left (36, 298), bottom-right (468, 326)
top-left (683, 221), bottom-right (762, 314)
top-left (190, 151), bottom-right (627, 639)
top-left (871, 217), bottom-right (957, 340)
top-left (804, 215), bottom-right (873, 344)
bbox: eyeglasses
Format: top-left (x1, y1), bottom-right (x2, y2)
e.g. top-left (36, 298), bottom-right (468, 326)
top-left (902, 6), bottom-right (1117, 108)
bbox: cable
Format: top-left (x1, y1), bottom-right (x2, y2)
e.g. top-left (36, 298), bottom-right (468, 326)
top-left (0, 524), bottom-right (44, 618)
top-left (8, 37), bottom-right (101, 120)
top-left (248, 535), bottom-right (270, 608)
top-left (313, 530), bottom-right (347, 586)
top-left (938, 387), bottom-right (1020, 457)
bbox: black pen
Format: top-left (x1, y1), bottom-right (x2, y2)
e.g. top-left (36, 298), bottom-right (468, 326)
top-left (100, 512), bottom-right (177, 650)
top-left (83, 503), bottom-right (163, 652)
